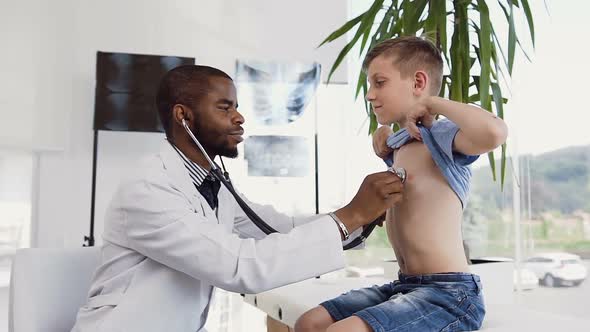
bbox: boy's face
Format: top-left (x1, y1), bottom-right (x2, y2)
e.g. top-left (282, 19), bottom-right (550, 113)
top-left (365, 54), bottom-right (416, 126)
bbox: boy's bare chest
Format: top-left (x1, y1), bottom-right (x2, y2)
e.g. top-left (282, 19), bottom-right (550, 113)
top-left (392, 140), bottom-right (456, 211)
top-left (393, 141), bottom-right (435, 174)
top-left (393, 141), bottom-right (451, 197)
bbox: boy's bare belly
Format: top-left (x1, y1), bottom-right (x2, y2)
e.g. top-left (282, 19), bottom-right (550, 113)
top-left (387, 141), bottom-right (470, 275)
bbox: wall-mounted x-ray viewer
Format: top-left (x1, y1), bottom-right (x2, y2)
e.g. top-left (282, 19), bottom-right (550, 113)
top-left (86, 52), bottom-right (194, 246)
top-left (234, 60), bottom-right (321, 215)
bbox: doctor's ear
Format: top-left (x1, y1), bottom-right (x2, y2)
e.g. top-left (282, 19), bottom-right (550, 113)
top-left (172, 104), bottom-right (194, 126)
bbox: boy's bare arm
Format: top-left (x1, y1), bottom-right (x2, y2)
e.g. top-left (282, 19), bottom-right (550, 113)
top-left (417, 96), bottom-right (508, 155)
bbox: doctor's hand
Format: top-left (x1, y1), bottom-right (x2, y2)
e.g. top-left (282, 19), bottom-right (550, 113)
top-left (334, 171), bottom-right (403, 234)
top-left (372, 125), bottom-right (394, 159)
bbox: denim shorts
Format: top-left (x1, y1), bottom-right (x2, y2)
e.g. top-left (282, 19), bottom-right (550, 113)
top-left (320, 272), bottom-right (486, 332)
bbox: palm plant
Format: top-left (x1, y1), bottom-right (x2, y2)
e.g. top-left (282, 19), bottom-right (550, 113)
top-left (320, 0), bottom-right (536, 187)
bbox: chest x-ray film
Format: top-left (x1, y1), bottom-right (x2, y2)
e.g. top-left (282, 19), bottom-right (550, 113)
top-left (244, 135), bottom-right (309, 177)
top-left (235, 61), bottom-right (320, 126)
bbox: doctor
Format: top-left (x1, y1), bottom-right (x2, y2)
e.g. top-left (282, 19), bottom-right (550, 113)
top-left (71, 65), bottom-right (404, 332)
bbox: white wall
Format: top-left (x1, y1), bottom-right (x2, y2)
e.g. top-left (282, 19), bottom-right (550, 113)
top-left (0, 1), bottom-right (73, 151)
top-left (7, 0), bottom-right (349, 247)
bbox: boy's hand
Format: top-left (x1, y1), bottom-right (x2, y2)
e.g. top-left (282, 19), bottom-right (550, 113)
top-left (372, 125), bottom-right (394, 159)
top-left (407, 97), bottom-right (435, 141)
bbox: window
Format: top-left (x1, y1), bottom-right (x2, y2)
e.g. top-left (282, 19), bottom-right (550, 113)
top-left (0, 150), bottom-right (33, 327)
top-left (0, 150), bottom-right (33, 269)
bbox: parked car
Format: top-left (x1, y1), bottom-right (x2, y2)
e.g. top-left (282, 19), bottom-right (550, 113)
top-left (524, 252), bottom-right (587, 287)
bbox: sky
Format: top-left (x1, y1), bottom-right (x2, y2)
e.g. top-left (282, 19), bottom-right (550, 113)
top-left (504, 0), bottom-right (590, 156)
top-left (469, 0), bottom-right (590, 169)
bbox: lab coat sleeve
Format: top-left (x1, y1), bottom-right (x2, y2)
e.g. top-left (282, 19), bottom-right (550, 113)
top-left (231, 193), bottom-right (321, 239)
top-left (232, 192), bottom-right (365, 248)
top-left (122, 178), bottom-right (346, 294)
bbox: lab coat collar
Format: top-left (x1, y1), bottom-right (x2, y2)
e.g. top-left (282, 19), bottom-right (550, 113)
top-left (158, 140), bottom-right (217, 219)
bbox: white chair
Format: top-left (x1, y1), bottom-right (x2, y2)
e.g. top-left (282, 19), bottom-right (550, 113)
top-left (9, 247), bottom-right (101, 332)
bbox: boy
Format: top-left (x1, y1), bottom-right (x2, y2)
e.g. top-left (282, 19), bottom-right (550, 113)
top-left (295, 36), bottom-right (507, 332)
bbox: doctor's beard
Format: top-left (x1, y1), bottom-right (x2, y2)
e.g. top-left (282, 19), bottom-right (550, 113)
top-left (190, 128), bottom-right (239, 159)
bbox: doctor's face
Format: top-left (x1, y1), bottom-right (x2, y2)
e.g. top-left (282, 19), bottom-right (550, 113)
top-left (192, 76), bottom-right (245, 158)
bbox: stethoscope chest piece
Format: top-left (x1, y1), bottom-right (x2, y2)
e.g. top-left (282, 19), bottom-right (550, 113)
top-left (388, 166), bottom-right (407, 183)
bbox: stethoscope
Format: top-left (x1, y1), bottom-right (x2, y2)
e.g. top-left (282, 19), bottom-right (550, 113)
top-left (181, 119), bottom-right (406, 250)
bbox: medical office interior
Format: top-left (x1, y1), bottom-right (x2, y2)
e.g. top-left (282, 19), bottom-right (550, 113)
top-left (1, 0), bottom-right (590, 331)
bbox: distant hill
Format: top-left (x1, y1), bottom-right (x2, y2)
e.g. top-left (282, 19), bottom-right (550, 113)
top-left (469, 145), bottom-right (590, 215)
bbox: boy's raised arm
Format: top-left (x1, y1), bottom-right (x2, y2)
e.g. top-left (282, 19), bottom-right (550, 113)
top-left (424, 96), bottom-right (508, 155)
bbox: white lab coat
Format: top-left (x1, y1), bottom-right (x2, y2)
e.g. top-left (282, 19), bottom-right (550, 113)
top-left (70, 141), bottom-right (346, 332)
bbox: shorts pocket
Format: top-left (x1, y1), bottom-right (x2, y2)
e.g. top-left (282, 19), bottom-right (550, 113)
top-left (466, 300), bottom-right (486, 327)
top-left (441, 319), bottom-right (461, 332)
top-left (440, 302), bottom-right (484, 332)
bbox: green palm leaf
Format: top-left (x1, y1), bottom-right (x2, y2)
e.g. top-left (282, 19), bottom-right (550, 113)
top-left (319, 0), bottom-right (537, 188)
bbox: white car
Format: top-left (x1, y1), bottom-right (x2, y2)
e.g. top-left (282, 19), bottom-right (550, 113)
top-left (524, 252), bottom-right (587, 287)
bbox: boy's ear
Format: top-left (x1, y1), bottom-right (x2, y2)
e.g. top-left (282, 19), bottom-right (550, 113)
top-left (413, 71), bottom-right (429, 96)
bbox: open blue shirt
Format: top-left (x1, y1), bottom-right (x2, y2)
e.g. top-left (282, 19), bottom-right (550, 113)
top-left (384, 119), bottom-right (479, 208)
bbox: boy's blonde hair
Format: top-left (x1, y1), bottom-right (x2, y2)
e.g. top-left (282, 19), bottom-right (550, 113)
top-left (362, 36), bottom-right (443, 95)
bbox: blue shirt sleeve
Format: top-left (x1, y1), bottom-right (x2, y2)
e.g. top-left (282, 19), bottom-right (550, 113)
top-left (431, 119), bottom-right (479, 166)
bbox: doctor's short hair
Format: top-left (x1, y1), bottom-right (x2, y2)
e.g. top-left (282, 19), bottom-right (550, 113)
top-left (156, 65), bottom-right (232, 137)
top-left (362, 36), bottom-right (443, 96)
